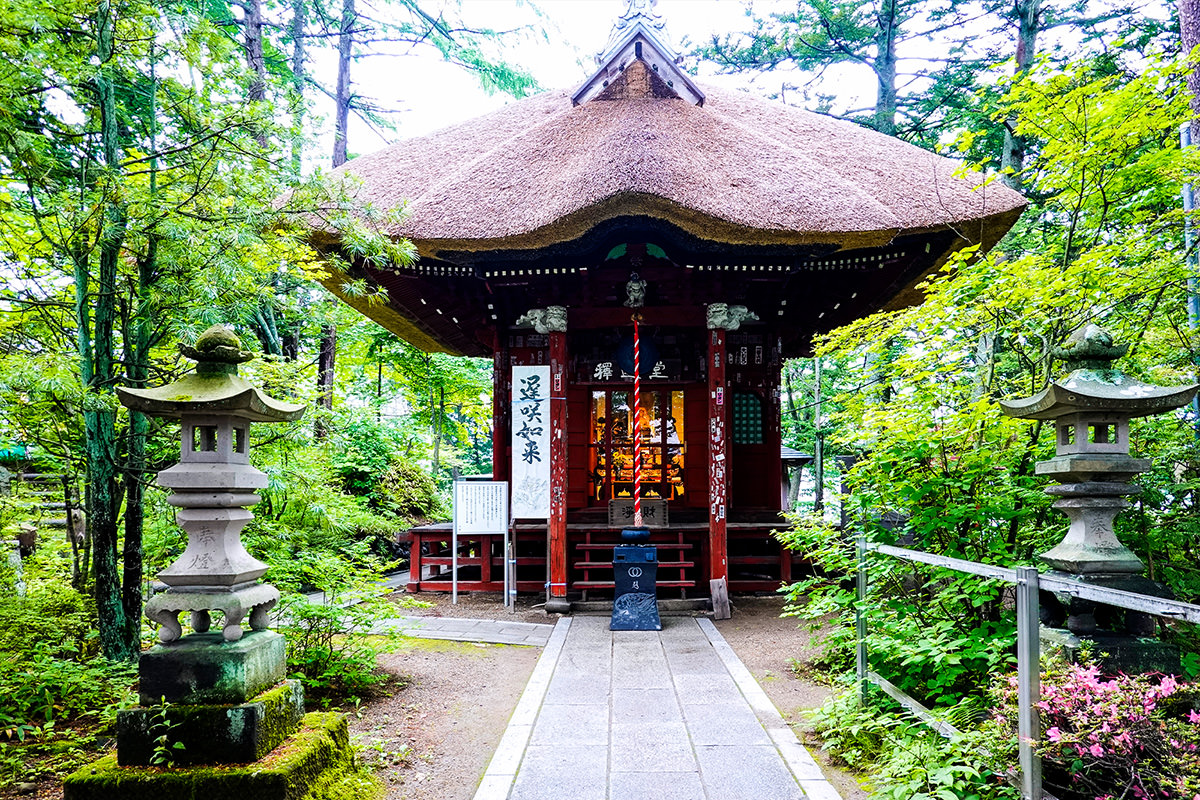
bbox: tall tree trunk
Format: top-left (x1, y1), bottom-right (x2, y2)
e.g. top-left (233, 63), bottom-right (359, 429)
top-left (71, 242), bottom-right (92, 593)
top-left (91, 0), bottom-right (135, 662)
top-left (1183, 0), bottom-right (1200, 142)
top-left (120, 47), bottom-right (159, 649)
top-left (281, 330), bottom-right (299, 361)
top-left (122, 243), bottom-right (154, 647)
top-left (315, 322), bottom-right (336, 439)
top-left (873, 0), bottom-right (899, 136)
top-left (1001, 0), bottom-right (1042, 189)
top-left (432, 385), bottom-right (444, 475)
top-left (251, 303), bottom-right (283, 356)
top-left (245, 0), bottom-right (267, 102)
top-left (787, 465), bottom-right (804, 510)
top-left (290, 0), bottom-right (307, 178)
top-left (333, 0), bottom-right (355, 167)
top-left (813, 357), bottom-right (824, 513)
top-left (783, 362), bottom-right (803, 432)
top-left (244, 0), bottom-right (268, 149)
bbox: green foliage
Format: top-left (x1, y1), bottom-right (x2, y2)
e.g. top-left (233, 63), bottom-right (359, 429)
top-left (0, 538), bottom-right (136, 785)
top-left (146, 698), bottom-right (185, 768)
top-left (376, 460), bottom-right (444, 521)
top-left (780, 513), bottom-right (1017, 707)
top-left (782, 48), bottom-right (1200, 797)
top-left (275, 552), bottom-right (427, 706)
top-left (324, 408), bottom-right (443, 521)
top-left (810, 689), bottom-right (1019, 800)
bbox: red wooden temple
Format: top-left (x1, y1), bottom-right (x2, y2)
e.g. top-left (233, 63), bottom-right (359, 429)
top-left (308, 5), bottom-right (1025, 610)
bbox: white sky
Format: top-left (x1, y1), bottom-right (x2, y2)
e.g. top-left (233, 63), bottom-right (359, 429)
top-left (312, 0), bottom-right (1173, 165)
top-left (328, 0), bottom-right (870, 155)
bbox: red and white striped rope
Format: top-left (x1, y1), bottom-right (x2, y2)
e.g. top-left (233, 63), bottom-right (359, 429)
top-left (632, 318), bottom-right (642, 528)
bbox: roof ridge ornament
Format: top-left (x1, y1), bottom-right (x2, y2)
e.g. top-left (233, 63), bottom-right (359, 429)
top-left (572, 0), bottom-right (705, 107)
top-left (601, 0), bottom-right (673, 62)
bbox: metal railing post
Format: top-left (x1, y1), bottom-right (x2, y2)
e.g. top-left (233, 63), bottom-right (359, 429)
top-left (856, 534), bottom-right (868, 703)
top-left (1015, 565), bottom-right (1042, 800)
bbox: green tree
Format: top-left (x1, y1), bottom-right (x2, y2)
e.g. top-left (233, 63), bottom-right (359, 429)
top-left (0, 0), bottom-right (354, 659)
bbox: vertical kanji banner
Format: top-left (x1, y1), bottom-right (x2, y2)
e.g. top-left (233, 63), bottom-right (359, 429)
top-left (511, 365), bottom-right (551, 518)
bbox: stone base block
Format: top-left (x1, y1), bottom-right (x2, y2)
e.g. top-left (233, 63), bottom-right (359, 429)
top-left (1041, 627), bottom-right (1182, 675)
top-left (117, 680), bottom-right (304, 766)
top-left (64, 713), bottom-right (378, 800)
top-left (140, 630), bottom-right (285, 705)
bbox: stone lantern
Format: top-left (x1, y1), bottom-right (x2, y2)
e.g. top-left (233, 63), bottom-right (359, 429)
top-left (65, 328), bottom-right (361, 797)
top-left (1000, 325), bottom-right (1197, 669)
top-left (118, 326), bottom-right (304, 644)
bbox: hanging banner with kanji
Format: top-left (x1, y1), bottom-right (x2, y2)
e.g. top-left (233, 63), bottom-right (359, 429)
top-left (511, 365), bottom-right (551, 518)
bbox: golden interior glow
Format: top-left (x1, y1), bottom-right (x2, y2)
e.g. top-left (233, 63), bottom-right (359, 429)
top-left (588, 389), bottom-right (684, 503)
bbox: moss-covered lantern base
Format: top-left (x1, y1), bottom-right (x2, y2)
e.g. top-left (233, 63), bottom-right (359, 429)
top-left (63, 713), bottom-right (377, 800)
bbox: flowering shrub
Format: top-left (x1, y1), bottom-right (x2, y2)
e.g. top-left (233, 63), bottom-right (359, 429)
top-left (995, 662), bottom-right (1200, 800)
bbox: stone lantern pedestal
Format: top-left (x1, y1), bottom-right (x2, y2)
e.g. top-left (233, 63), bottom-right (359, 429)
top-left (64, 328), bottom-right (360, 799)
top-left (1001, 326), bottom-right (1197, 673)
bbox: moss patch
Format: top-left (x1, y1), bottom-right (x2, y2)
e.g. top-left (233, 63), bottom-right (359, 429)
top-left (64, 712), bottom-right (375, 800)
top-left (117, 680), bottom-right (304, 766)
top-left (389, 636), bottom-right (515, 656)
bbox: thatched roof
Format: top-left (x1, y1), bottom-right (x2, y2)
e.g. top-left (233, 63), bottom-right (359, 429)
top-left (320, 60), bottom-right (1025, 261)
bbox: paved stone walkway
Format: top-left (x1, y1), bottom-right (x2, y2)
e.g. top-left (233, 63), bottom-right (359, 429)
top-left (473, 616), bottom-right (842, 800)
top-left (371, 615), bottom-right (554, 646)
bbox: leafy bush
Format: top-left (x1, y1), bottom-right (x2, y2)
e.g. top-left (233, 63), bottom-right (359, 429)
top-left (810, 689), bottom-right (1018, 800)
top-left (0, 646), bottom-right (136, 735)
top-left (993, 662), bottom-right (1200, 800)
top-left (376, 460), bottom-right (443, 521)
top-left (0, 581), bottom-right (99, 662)
top-left (778, 512), bottom-right (1017, 707)
top-left (0, 538), bottom-right (137, 784)
top-left (275, 552), bottom-right (426, 706)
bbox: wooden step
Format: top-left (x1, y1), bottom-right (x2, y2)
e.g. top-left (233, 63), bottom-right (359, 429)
top-left (573, 561), bottom-right (694, 569)
top-left (574, 543), bottom-right (693, 551)
top-left (572, 580), bottom-right (694, 589)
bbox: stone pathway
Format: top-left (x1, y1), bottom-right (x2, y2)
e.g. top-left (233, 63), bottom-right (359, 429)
top-left (472, 616), bottom-right (842, 800)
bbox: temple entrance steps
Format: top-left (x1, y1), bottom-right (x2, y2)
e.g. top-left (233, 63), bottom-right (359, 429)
top-left (472, 616), bottom-right (843, 800)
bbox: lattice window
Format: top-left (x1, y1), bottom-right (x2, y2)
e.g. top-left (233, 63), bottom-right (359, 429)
top-left (732, 392), bottom-right (763, 445)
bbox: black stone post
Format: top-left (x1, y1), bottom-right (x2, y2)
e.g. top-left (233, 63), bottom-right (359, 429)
top-left (610, 527), bottom-right (662, 631)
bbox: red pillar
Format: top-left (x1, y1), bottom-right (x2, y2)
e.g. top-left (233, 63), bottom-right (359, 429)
top-left (548, 330), bottom-right (568, 601)
top-left (708, 329), bottom-right (728, 583)
top-left (492, 338), bottom-right (510, 483)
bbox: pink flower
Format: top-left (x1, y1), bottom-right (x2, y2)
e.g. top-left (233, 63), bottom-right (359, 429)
top-left (1046, 726), bottom-right (1062, 742)
top-left (1188, 709), bottom-right (1200, 725)
top-left (1089, 743), bottom-right (1104, 757)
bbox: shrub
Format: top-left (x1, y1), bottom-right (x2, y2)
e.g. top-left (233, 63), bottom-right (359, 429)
top-left (993, 662), bottom-right (1200, 800)
top-left (376, 460), bottom-right (443, 521)
top-left (778, 512), bottom-right (1017, 708)
top-left (275, 552), bottom-right (427, 706)
top-left (809, 688), bottom-right (1019, 800)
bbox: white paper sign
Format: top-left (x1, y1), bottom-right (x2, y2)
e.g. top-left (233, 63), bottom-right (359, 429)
top-left (453, 481), bottom-right (508, 535)
top-left (511, 365), bottom-right (551, 518)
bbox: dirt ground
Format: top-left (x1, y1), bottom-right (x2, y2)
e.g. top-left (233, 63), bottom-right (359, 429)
top-left (353, 636), bottom-right (540, 800)
top-left (8, 593), bottom-right (868, 800)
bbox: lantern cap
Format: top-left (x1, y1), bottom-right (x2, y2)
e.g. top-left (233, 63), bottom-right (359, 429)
top-left (117, 327), bottom-right (305, 422)
top-left (1000, 326), bottom-right (1198, 420)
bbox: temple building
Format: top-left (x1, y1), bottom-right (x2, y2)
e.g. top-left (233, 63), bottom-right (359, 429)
top-left (306, 3), bottom-right (1025, 609)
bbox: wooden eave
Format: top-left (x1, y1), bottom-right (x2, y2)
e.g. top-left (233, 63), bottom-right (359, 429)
top-left (318, 216), bottom-right (972, 359)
